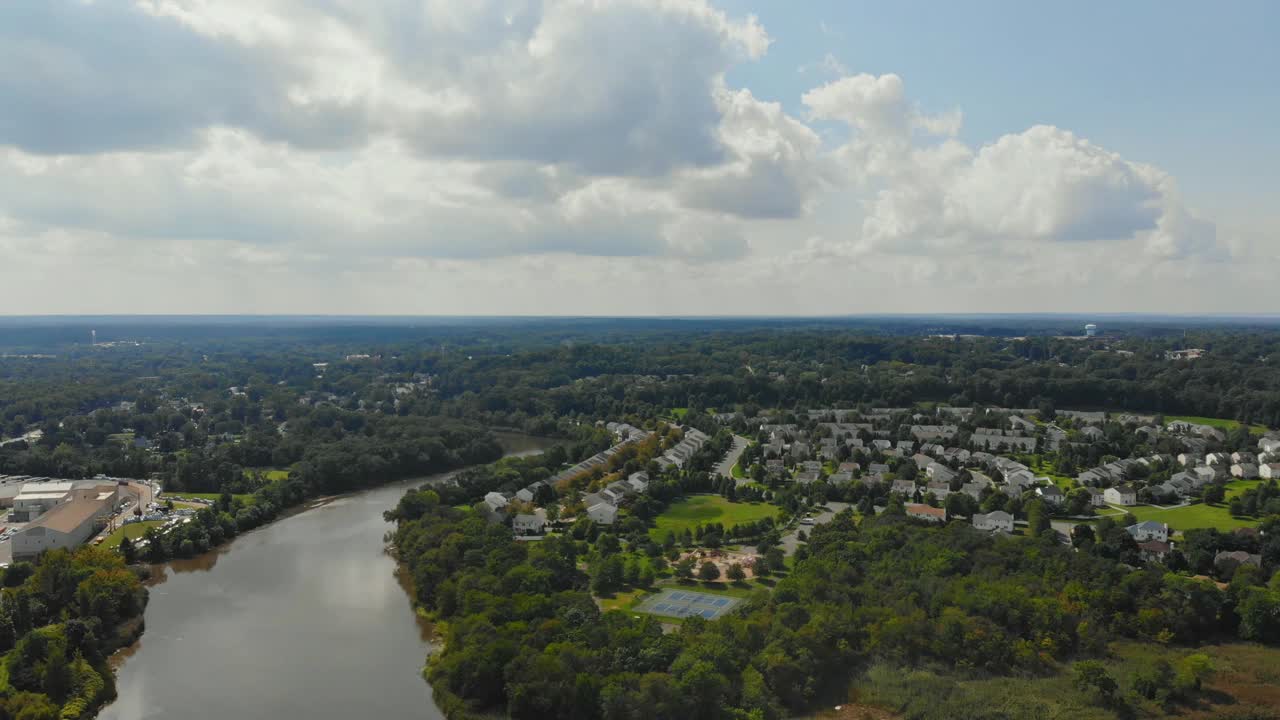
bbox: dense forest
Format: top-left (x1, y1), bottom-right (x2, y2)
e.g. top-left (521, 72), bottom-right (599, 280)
top-left (0, 548), bottom-right (145, 719)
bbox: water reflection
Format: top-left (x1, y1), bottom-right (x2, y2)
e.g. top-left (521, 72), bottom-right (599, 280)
top-left (100, 433), bottom-right (555, 720)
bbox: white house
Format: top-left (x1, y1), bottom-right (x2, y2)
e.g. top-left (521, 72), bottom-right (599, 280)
top-left (1231, 463), bottom-right (1259, 479)
top-left (1258, 437), bottom-right (1280, 454)
top-left (973, 510), bottom-right (1014, 533)
top-left (1104, 485), bottom-right (1137, 506)
top-left (1086, 488), bottom-right (1108, 507)
top-left (513, 510), bottom-right (547, 535)
top-left (586, 502), bottom-right (617, 525)
top-left (1205, 452), bottom-right (1230, 466)
top-left (627, 472), bottom-right (650, 493)
top-left (1261, 463), bottom-right (1280, 480)
top-left (1037, 485), bottom-right (1065, 505)
top-left (1126, 521), bottom-right (1169, 543)
top-left (891, 479), bottom-right (917, 497)
top-left (484, 491), bottom-right (510, 512)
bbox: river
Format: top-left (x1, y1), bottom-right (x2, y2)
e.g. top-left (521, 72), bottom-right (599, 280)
top-left (100, 432), bottom-right (556, 720)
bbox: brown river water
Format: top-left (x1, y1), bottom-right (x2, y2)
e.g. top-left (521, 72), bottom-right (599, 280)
top-left (99, 433), bottom-right (555, 720)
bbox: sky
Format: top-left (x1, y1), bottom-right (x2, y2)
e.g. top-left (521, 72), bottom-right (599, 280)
top-left (1, 0), bottom-right (1276, 316)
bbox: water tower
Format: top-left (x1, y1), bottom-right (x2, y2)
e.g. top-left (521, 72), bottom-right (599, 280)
top-left (1085, 323), bottom-right (1098, 337)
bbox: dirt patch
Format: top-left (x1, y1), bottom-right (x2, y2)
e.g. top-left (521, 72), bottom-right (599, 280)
top-left (809, 703), bottom-right (899, 720)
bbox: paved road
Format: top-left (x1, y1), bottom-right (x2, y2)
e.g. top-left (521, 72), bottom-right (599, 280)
top-left (780, 502), bottom-right (851, 555)
top-left (713, 434), bottom-right (751, 482)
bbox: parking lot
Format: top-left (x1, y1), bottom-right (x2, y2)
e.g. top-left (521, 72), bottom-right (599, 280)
top-left (635, 588), bottom-right (740, 620)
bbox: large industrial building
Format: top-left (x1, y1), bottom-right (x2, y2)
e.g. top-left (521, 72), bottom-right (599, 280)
top-left (1, 476), bottom-right (138, 562)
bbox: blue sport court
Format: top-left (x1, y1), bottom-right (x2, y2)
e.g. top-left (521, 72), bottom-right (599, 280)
top-left (635, 588), bottom-right (740, 620)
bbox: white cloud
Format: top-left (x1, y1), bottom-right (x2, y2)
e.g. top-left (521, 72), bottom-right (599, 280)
top-left (0, 1), bottom-right (1252, 314)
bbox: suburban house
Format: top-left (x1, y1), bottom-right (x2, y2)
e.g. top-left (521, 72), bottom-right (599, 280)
top-left (960, 482), bottom-right (985, 501)
top-left (513, 510), bottom-right (547, 535)
top-left (891, 479), bottom-right (917, 497)
top-left (1104, 485), bottom-right (1138, 506)
top-left (1231, 451), bottom-right (1257, 465)
top-left (1081, 426), bottom-right (1105, 441)
top-left (1215, 550), bottom-right (1262, 568)
top-left (1009, 415), bottom-right (1037, 433)
top-left (1259, 437), bottom-right (1280, 454)
top-left (1137, 541), bottom-right (1172, 562)
top-left (1036, 485), bottom-right (1065, 505)
top-left (1205, 452), bottom-right (1230, 466)
top-left (1086, 488), bottom-right (1108, 507)
top-left (627, 472), bottom-right (650, 493)
top-left (795, 471), bottom-right (821, 484)
top-left (1231, 463), bottom-right (1260, 479)
top-left (925, 481), bottom-right (951, 500)
top-left (516, 480), bottom-right (548, 503)
top-left (1261, 463), bottom-right (1280, 480)
top-left (1127, 521), bottom-right (1169, 543)
top-left (586, 502), bottom-right (618, 525)
top-left (1193, 466), bottom-right (1217, 484)
top-left (926, 463), bottom-right (957, 484)
top-left (905, 503), bottom-right (947, 523)
top-left (973, 510), bottom-right (1014, 533)
top-left (484, 491), bottom-right (511, 513)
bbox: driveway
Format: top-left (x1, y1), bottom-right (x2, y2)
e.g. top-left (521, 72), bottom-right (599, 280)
top-left (780, 502), bottom-right (850, 555)
top-left (713, 434), bottom-right (751, 483)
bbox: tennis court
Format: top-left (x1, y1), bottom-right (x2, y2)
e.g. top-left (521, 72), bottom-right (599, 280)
top-left (635, 588), bottom-right (740, 620)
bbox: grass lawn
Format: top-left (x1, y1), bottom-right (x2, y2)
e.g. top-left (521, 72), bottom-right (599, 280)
top-left (731, 462), bottom-right (746, 479)
top-left (855, 641), bottom-right (1280, 720)
top-left (597, 587), bottom-right (649, 612)
top-left (1030, 458), bottom-right (1076, 491)
top-left (649, 495), bottom-right (780, 542)
top-left (1225, 479), bottom-right (1263, 500)
top-left (243, 468), bottom-right (290, 481)
top-left (1118, 502), bottom-right (1260, 532)
top-left (1167, 414), bottom-right (1270, 434)
top-left (668, 407), bottom-right (689, 419)
top-left (165, 491), bottom-right (256, 504)
top-left (102, 520), bottom-right (165, 549)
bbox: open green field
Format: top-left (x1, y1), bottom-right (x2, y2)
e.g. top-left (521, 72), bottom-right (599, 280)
top-left (854, 641), bottom-right (1280, 720)
top-left (1167, 415), bottom-right (1270, 434)
top-left (1104, 502), bottom-right (1260, 532)
top-left (102, 520), bottom-right (165, 549)
top-left (649, 495), bottom-right (779, 542)
top-left (1225, 479), bottom-right (1264, 500)
top-left (166, 492), bottom-right (256, 504)
top-left (243, 468), bottom-right (290, 481)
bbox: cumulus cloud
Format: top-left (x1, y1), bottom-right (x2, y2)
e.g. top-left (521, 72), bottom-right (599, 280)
top-left (802, 74), bottom-right (1218, 259)
top-left (0, 1), bottom-right (1239, 313)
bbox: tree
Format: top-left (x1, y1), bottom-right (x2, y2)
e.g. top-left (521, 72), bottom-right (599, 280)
top-left (1071, 660), bottom-right (1118, 704)
top-left (1203, 484), bottom-right (1226, 505)
top-left (698, 561), bottom-right (721, 582)
top-left (118, 535), bottom-right (137, 565)
top-left (1071, 524), bottom-right (1096, 547)
top-left (726, 563), bottom-right (746, 583)
top-left (1026, 499), bottom-right (1051, 537)
top-left (674, 558), bottom-right (695, 581)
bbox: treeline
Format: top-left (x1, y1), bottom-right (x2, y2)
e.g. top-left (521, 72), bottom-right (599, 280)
top-left (389, 490), bottom-right (1280, 720)
top-left (0, 547), bottom-right (146, 719)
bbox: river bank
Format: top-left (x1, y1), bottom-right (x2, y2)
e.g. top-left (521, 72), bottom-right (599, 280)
top-left (98, 433), bottom-right (556, 720)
